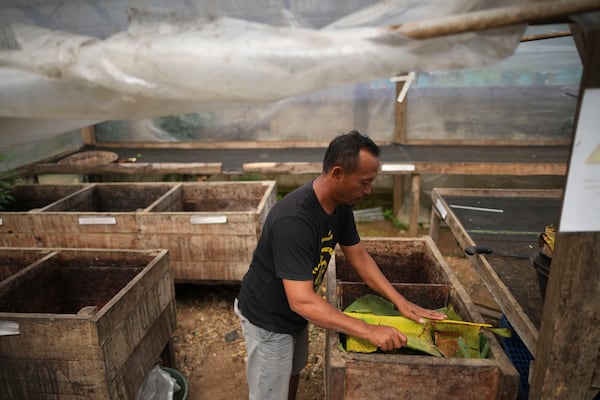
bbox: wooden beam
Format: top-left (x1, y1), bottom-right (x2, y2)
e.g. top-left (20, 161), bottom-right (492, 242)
top-left (19, 162), bottom-right (222, 176)
top-left (397, 0), bottom-right (600, 40)
top-left (95, 140), bottom-right (344, 150)
top-left (242, 161), bottom-right (567, 177)
top-left (529, 28), bottom-right (600, 400)
top-left (243, 162), bottom-right (322, 175)
top-left (402, 161), bottom-right (566, 176)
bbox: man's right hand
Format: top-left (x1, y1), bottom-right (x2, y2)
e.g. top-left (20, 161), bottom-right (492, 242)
top-left (367, 325), bottom-right (407, 352)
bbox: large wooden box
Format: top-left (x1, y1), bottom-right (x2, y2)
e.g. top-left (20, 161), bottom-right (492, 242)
top-left (0, 183), bottom-right (176, 248)
top-left (0, 247), bottom-right (175, 399)
top-left (0, 181), bottom-right (277, 282)
top-left (140, 181), bottom-right (277, 281)
top-left (325, 237), bottom-right (519, 400)
top-left (0, 184), bottom-right (86, 247)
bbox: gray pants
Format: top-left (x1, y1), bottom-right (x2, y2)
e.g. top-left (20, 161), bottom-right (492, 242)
top-left (234, 298), bottom-right (308, 400)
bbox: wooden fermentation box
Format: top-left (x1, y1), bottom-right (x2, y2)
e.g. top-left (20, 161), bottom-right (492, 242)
top-left (429, 188), bottom-right (563, 356)
top-left (0, 247), bottom-right (176, 399)
top-left (0, 181), bottom-right (277, 282)
top-left (325, 237), bottom-right (519, 400)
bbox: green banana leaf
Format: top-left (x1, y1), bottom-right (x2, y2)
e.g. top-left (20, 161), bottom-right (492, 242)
top-left (341, 294), bottom-right (511, 358)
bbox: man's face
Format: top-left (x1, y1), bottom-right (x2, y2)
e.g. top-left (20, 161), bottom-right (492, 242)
top-left (335, 149), bottom-right (380, 207)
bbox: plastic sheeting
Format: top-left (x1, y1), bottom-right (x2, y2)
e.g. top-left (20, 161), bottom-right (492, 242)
top-left (0, 0), bottom-right (529, 122)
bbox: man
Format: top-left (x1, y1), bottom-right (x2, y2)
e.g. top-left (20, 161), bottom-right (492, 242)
top-left (235, 130), bottom-right (446, 399)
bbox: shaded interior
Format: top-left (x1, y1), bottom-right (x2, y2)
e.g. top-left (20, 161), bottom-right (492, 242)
top-left (43, 184), bottom-right (174, 212)
top-left (152, 183), bottom-right (267, 212)
top-left (335, 242), bottom-right (447, 284)
top-left (0, 252), bottom-right (148, 314)
top-left (0, 250), bottom-right (49, 281)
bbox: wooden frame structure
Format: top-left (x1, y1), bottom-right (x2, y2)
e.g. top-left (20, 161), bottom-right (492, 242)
top-left (10, 4), bottom-right (600, 398)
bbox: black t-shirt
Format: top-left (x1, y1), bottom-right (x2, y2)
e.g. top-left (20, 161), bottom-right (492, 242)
top-left (238, 180), bottom-right (360, 334)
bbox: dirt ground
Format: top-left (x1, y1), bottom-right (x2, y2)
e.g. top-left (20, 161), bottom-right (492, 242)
top-left (170, 223), bottom-right (499, 400)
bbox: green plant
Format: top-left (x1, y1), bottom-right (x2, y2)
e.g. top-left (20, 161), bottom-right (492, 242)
top-left (383, 208), bottom-right (408, 230)
top-left (0, 155), bottom-right (15, 210)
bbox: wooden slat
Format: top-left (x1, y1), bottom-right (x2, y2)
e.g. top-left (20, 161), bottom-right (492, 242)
top-left (345, 362), bottom-right (503, 400)
top-left (0, 358), bottom-right (107, 399)
top-left (433, 187), bottom-right (563, 199)
top-left (22, 162), bottom-right (222, 176)
top-left (408, 161), bottom-right (567, 175)
top-left (97, 140), bottom-right (337, 149)
top-left (243, 161), bottom-right (322, 174)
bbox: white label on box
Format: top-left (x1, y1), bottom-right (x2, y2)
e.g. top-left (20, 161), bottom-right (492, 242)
top-left (0, 217), bottom-right (3, 226)
top-left (0, 321), bottom-right (19, 336)
top-left (435, 198), bottom-right (447, 220)
top-left (78, 217), bottom-right (117, 225)
top-left (190, 215), bottom-right (227, 224)
top-left (380, 163), bottom-right (416, 172)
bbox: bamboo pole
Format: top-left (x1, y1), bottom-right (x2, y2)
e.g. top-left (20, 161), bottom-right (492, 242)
top-left (521, 31), bottom-right (571, 42)
top-left (397, 0), bottom-right (600, 40)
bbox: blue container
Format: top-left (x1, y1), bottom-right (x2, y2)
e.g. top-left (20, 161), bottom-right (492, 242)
top-left (161, 367), bottom-right (189, 400)
top-left (499, 316), bottom-right (533, 400)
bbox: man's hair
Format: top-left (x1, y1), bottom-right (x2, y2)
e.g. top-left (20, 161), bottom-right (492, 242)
top-left (322, 130), bottom-right (380, 174)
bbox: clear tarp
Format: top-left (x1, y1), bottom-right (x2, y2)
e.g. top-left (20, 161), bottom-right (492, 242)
top-left (0, 0), bottom-right (587, 144)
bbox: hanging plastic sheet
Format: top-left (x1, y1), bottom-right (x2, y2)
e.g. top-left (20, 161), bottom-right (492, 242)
top-left (0, 0), bottom-right (529, 120)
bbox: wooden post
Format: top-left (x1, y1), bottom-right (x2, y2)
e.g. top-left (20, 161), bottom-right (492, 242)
top-left (528, 27), bottom-right (600, 400)
top-left (429, 206), bottom-right (440, 244)
top-left (81, 125), bottom-right (96, 145)
top-left (392, 175), bottom-right (405, 218)
top-left (408, 174), bottom-right (421, 236)
top-left (392, 74), bottom-right (408, 222)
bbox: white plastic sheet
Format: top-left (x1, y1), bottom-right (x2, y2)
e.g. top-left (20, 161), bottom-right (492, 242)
top-left (0, 0), bottom-right (528, 121)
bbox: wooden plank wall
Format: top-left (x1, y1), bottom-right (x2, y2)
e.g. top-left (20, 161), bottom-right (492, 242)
top-left (529, 26), bottom-right (600, 400)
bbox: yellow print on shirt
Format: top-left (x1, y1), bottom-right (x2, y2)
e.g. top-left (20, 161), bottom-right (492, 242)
top-left (313, 231), bottom-right (335, 290)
